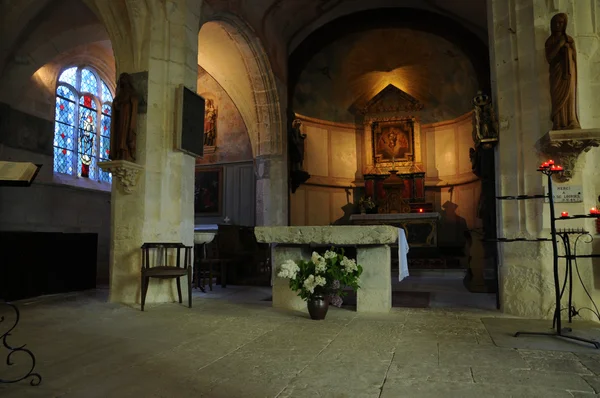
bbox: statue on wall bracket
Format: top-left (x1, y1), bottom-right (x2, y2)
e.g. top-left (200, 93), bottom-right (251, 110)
top-left (472, 91), bottom-right (499, 149)
top-left (289, 118), bottom-right (310, 193)
top-left (110, 73), bottom-right (138, 162)
top-left (537, 13), bottom-right (600, 183)
top-left (545, 12), bottom-right (580, 131)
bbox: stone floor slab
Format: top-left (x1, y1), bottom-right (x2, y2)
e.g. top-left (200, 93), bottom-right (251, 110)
top-left (1, 287), bottom-right (600, 398)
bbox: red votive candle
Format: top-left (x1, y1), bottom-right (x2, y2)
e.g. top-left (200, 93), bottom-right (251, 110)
top-left (591, 208), bottom-right (599, 215)
top-left (542, 162), bottom-right (549, 168)
top-left (418, 208), bottom-right (424, 213)
top-left (561, 211), bottom-right (569, 217)
top-left (555, 165), bottom-right (563, 171)
top-left (548, 159), bottom-right (555, 165)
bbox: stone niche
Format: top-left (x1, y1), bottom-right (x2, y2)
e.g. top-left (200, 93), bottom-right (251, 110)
top-left (360, 84), bottom-right (425, 176)
top-left (539, 128), bottom-right (600, 182)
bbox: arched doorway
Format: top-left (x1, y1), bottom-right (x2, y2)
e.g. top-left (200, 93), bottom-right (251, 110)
top-left (287, 7), bottom-right (498, 310)
top-left (197, 14), bottom-right (286, 227)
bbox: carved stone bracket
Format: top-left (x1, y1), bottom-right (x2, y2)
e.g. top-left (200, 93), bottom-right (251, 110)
top-left (98, 160), bottom-right (144, 194)
top-left (539, 128), bottom-right (600, 182)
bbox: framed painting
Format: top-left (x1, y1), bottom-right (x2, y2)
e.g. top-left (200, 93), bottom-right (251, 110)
top-left (372, 119), bottom-right (415, 162)
top-left (194, 167), bottom-right (223, 215)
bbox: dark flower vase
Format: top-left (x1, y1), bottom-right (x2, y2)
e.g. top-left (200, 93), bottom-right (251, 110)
top-left (307, 295), bottom-right (329, 320)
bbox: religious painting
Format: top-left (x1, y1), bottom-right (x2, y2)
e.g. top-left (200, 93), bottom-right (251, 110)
top-left (194, 167), bottom-right (222, 215)
top-left (372, 119), bottom-right (414, 162)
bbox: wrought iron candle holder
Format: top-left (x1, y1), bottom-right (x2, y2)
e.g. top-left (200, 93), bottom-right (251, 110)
top-left (0, 302), bottom-right (42, 385)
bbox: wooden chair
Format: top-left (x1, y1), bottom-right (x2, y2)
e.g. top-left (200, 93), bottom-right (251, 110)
top-left (196, 239), bottom-right (222, 291)
top-left (141, 242), bottom-right (193, 311)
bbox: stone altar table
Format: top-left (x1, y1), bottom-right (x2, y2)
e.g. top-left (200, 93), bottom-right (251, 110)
top-left (349, 212), bottom-right (440, 247)
top-left (254, 225), bottom-right (398, 313)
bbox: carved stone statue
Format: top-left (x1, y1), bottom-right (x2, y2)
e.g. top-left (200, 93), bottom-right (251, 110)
top-left (110, 73), bottom-right (138, 162)
top-left (545, 13), bottom-right (580, 130)
top-left (289, 119), bottom-right (307, 171)
top-left (204, 99), bottom-right (217, 146)
top-left (472, 91), bottom-right (499, 148)
top-left (288, 118), bottom-right (310, 193)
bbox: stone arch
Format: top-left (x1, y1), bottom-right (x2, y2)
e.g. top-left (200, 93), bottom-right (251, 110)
top-left (199, 13), bottom-right (283, 158)
top-left (199, 13), bottom-right (287, 226)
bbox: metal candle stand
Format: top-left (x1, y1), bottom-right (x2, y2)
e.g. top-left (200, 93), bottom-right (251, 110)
top-left (0, 167), bottom-right (43, 385)
top-left (0, 302), bottom-right (42, 385)
top-left (495, 161), bottom-right (600, 349)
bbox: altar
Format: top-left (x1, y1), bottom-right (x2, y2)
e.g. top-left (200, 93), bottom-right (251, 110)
top-left (349, 212), bottom-right (440, 247)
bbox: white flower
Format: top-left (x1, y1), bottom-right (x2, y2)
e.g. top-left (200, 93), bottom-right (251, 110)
top-left (311, 251), bottom-right (324, 264)
top-left (303, 274), bottom-right (327, 294)
top-left (278, 259), bottom-right (300, 279)
top-left (340, 256), bottom-right (358, 273)
top-left (312, 251), bottom-right (327, 274)
top-left (324, 250), bottom-right (337, 260)
top-left (303, 274), bottom-right (317, 293)
top-left (314, 275), bottom-right (327, 287)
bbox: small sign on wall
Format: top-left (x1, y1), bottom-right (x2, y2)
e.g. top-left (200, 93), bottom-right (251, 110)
top-left (543, 184), bottom-right (583, 203)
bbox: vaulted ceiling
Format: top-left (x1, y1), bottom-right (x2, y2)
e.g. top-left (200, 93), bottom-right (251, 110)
top-left (203, 0), bottom-right (489, 79)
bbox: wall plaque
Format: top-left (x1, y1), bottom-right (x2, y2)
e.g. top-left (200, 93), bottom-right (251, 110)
top-left (544, 184), bottom-right (583, 203)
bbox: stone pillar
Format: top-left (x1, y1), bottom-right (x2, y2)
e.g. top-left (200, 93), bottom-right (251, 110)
top-left (356, 245), bottom-right (392, 313)
top-left (255, 154), bottom-right (288, 226)
top-left (488, 0), bottom-right (600, 319)
top-left (102, 0), bottom-right (201, 306)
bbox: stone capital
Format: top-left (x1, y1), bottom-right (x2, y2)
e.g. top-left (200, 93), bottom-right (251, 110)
top-left (98, 160), bottom-right (144, 194)
top-left (539, 128), bottom-right (600, 182)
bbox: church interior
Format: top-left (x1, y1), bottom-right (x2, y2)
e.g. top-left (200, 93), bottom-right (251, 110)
top-left (1, 0), bottom-right (600, 396)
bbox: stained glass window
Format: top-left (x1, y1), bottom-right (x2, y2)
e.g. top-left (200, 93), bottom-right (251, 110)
top-left (53, 66), bottom-right (113, 183)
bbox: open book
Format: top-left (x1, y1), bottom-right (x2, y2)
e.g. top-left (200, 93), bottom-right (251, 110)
top-left (0, 161), bottom-right (41, 186)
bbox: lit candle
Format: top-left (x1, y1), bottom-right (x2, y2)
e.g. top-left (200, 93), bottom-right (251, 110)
top-left (591, 208), bottom-right (599, 215)
top-left (418, 208), bottom-right (424, 213)
top-left (542, 162), bottom-right (549, 168)
top-left (561, 211), bottom-right (568, 217)
top-left (555, 165), bottom-right (563, 171)
top-left (548, 159), bottom-right (555, 165)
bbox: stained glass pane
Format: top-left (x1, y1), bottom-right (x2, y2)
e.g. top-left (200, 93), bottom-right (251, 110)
top-left (80, 69), bottom-right (98, 95)
top-left (53, 146), bottom-right (74, 174)
top-left (78, 106), bottom-right (97, 179)
top-left (99, 169), bottom-right (112, 183)
top-left (79, 95), bottom-right (97, 110)
top-left (53, 122), bottom-right (74, 149)
top-left (77, 152), bottom-right (97, 179)
top-left (58, 67), bottom-right (77, 86)
top-left (56, 85), bottom-right (76, 101)
top-left (55, 97), bottom-right (75, 125)
top-left (101, 113), bottom-right (111, 136)
top-left (102, 103), bottom-right (111, 116)
top-left (101, 82), bottom-right (113, 102)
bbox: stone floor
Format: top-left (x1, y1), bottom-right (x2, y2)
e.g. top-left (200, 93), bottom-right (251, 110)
top-left (1, 286), bottom-right (600, 398)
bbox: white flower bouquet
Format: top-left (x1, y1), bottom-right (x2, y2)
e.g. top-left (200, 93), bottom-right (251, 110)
top-left (277, 247), bottom-right (363, 306)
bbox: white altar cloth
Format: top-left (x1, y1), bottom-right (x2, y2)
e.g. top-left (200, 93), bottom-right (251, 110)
top-left (398, 228), bottom-right (409, 281)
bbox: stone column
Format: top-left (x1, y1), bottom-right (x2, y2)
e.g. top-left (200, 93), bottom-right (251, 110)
top-left (102, 0), bottom-right (201, 305)
top-left (255, 154), bottom-right (288, 226)
top-left (488, 0), bottom-right (600, 319)
top-left (356, 245), bottom-right (392, 313)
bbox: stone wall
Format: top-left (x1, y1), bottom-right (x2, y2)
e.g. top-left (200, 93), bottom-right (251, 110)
top-left (488, 0), bottom-right (600, 319)
top-left (0, 104), bottom-right (110, 284)
top-left (293, 27), bottom-right (480, 125)
top-left (196, 66), bottom-right (252, 165)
